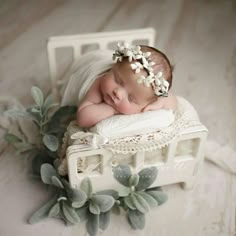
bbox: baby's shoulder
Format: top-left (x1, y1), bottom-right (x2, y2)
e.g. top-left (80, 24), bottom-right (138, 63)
top-left (162, 92), bottom-right (177, 111)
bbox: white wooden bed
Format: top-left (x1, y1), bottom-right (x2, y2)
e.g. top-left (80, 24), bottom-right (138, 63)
top-left (47, 28), bottom-right (208, 193)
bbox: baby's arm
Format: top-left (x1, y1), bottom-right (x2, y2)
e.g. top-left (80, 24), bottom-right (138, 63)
top-left (77, 80), bottom-right (118, 128)
top-left (143, 90), bottom-right (177, 112)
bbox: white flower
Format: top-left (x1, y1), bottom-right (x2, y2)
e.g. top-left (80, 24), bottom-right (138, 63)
top-left (130, 62), bottom-right (143, 73)
top-left (124, 42), bottom-right (129, 48)
top-left (149, 61), bottom-right (155, 66)
top-left (134, 45), bottom-right (142, 54)
top-left (137, 75), bottom-right (146, 84)
top-left (144, 80), bottom-right (151, 87)
top-left (146, 75), bottom-right (155, 84)
top-left (113, 42), bottom-right (169, 97)
top-left (156, 71), bottom-right (163, 79)
top-left (143, 52), bottom-right (151, 58)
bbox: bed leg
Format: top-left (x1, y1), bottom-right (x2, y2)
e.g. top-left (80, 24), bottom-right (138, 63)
top-left (181, 177), bottom-right (195, 190)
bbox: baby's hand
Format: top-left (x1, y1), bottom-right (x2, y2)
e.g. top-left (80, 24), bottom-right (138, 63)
top-left (77, 102), bottom-right (119, 127)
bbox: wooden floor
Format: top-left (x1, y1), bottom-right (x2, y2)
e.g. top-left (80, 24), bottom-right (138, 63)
top-left (0, 1), bottom-right (235, 236)
top-left (0, 0), bottom-right (235, 148)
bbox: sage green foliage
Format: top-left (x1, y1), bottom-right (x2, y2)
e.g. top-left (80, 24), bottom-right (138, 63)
top-left (112, 164), bottom-right (168, 230)
top-left (29, 162), bottom-right (167, 234)
top-left (4, 86), bottom-right (77, 175)
top-left (5, 86), bottom-right (168, 235)
top-left (29, 163), bottom-right (118, 236)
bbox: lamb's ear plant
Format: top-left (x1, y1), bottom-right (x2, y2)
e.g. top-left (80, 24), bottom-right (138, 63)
top-left (4, 86), bottom-right (169, 235)
top-left (112, 164), bottom-right (168, 230)
top-left (29, 163), bottom-right (119, 236)
top-left (4, 86), bottom-right (77, 175)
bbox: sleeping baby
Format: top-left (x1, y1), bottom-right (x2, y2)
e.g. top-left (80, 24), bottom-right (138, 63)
top-left (76, 43), bottom-right (177, 128)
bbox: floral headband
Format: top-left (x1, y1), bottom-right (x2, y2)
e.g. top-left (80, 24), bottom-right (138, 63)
top-left (112, 43), bottom-right (169, 97)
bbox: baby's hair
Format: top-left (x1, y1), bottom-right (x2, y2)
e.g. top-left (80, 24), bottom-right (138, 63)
top-left (140, 46), bottom-right (173, 89)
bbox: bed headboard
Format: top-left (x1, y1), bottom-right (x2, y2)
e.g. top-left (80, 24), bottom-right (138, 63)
top-left (47, 28), bottom-right (156, 101)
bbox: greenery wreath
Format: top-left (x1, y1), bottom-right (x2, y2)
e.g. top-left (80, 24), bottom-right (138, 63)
top-left (4, 86), bottom-right (168, 236)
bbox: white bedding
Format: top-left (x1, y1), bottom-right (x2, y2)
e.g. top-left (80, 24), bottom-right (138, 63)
top-left (61, 50), bottom-right (175, 138)
top-left (90, 109), bottom-right (175, 139)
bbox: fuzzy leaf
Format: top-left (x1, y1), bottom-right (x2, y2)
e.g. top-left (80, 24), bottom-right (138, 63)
top-left (130, 193), bottom-right (149, 213)
top-left (118, 187), bottom-right (130, 197)
top-left (4, 133), bottom-right (22, 144)
top-left (40, 163), bottom-right (57, 184)
top-left (96, 189), bottom-right (119, 200)
top-left (92, 195), bottom-right (115, 212)
top-left (31, 86), bottom-right (44, 106)
top-left (5, 109), bottom-right (31, 119)
top-left (61, 180), bottom-right (87, 208)
top-left (31, 107), bottom-right (40, 113)
top-left (51, 176), bottom-right (64, 189)
top-left (76, 206), bottom-right (88, 221)
top-left (145, 191), bottom-right (168, 206)
top-left (112, 203), bottom-right (120, 215)
top-left (146, 186), bottom-right (162, 192)
top-left (62, 201), bottom-right (80, 224)
top-left (86, 212), bottom-right (99, 236)
top-left (28, 195), bottom-right (57, 224)
top-left (32, 153), bottom-right (53, 176)
top-left (14, 143), bottom-right (34, 153)
top-left (129, 174), bottom-right (139, 187)
top-left (26, 107), bottom-right (42, 124)
top-left (127, 209), bottom-right (145, 230)
top-left (124, 195), bottom-right (136, 210)
top-left (43, 134), bottom-right (59, 152)
top-left (46, 105), bottom-right (77, 132)
top-left (99, 211), bottom-right (110, 231)
top-left (112, 165), bottom-right (132, 187)
top-left (80, 177), bottom-right (93, 198)
top-left (48, 202), bottom-right (60, 217)
top-left (42, 94), bottom-right (53, 114)
top-left (135, 167), bottom-right (158, 191)
top-left (136, 191), bottom-right (157, 208)
top-left (89, 200), bottom-right (100, 215)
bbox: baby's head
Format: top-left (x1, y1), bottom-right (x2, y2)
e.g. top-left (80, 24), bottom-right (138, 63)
top-left (100, 44), bottom-right (173, 114)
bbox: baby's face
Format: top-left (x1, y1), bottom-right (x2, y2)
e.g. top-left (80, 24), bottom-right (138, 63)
top-left (100, 61), bottom-right (156, 114)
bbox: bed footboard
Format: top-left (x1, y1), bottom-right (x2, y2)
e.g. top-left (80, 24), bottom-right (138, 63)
top-left (67, 126), bottom-right (207, 192)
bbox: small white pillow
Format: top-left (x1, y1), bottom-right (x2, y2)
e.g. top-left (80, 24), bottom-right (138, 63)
top-left (89, 109), bottom-right (175, 139)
